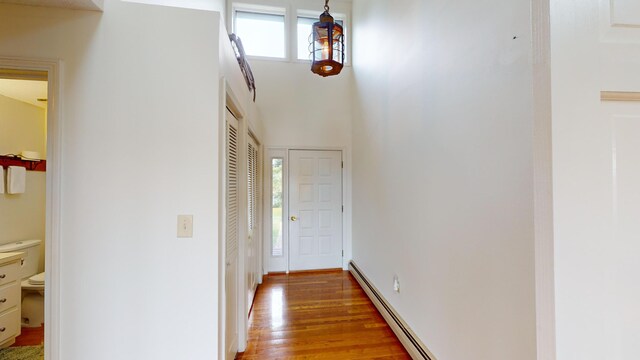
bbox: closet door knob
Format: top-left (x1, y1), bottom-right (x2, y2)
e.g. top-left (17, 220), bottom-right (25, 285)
top-left (0, 327), bottom-right (5, 332)
top-left (0, 274), bottom-right (5, 279)
top-left (0, 298), bottom-right (6, 303)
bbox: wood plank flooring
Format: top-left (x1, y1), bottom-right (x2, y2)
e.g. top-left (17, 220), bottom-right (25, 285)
top-left (236, 270), bottom-right (411, 360)
top-left (12, 325), bottom-right (44, 347)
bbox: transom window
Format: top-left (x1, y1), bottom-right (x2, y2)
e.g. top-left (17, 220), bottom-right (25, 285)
top-left (233, 9), bottom-right (286, 59)
top-left (231, 3), bottom-right (349, 63)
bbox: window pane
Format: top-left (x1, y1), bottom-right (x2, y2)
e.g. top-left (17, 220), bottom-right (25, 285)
top-left (235, 11), bottom-right (285, 58)
top-left (298, 16), bottom-right (344, 61)
top-left (297, 17), bottom-right (315, 60)
top-left (271, 158), bottom-right (283, 257)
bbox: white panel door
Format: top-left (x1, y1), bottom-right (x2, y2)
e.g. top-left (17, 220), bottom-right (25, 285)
top-left (604, 105), bottom-right (640, 358)
top-left (289, 150), bottom-right (342, 271)
top-left (598, 3), bottom-right (640, 359)
top-left (225, 109), bottom-right (239, 360)
top-left (553, 1), bottom-right (640, 358)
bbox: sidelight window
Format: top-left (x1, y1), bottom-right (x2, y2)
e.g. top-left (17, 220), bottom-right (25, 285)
top-left (271, 158), bottom-right (283, 257)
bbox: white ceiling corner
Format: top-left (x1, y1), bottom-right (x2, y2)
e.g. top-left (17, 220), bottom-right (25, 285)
top-left (0, 0), bottom-right (103, 11)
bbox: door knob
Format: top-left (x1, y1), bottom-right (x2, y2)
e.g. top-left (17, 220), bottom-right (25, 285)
top-left (290, 216), bottom-right (297, 221)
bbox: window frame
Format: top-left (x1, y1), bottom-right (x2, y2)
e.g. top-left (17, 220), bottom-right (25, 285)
top-left (263, 148), bottom-right (289, 273)
top-left (231, 3), bottom-right (290, 61)
top-left (229, 1), bottom-right (352, 66)
top-left (270, 157), bottom-right (284, 258)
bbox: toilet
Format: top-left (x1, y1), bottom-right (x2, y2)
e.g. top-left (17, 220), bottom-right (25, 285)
top-left (0, 239), bottom-right (44, 327)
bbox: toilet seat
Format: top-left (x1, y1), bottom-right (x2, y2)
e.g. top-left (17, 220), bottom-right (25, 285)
top-left (21, 272), bottom-right (45, 291)
top-left (28, 272), bottom-right (44, 285)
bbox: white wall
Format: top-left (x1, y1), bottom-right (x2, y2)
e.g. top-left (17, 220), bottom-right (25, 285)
top-left (124, 0), bottom-right (224, 13)
top-left (230, 0), bottom-right (353, 150)
top-left (224, 0), bottom-right (352, 149)
top-left (0, 94), bottom-right (46, 157)
top-left (252, 61), bottom-right (352, 148)
top-left (250, 60), bottom-right (353, 269)
top-left (351, 1), bottom-right (537, 359)
top-left (0, 2), bottom-right (222, 359)
top-left (0, 0), bottom-right (104, 11)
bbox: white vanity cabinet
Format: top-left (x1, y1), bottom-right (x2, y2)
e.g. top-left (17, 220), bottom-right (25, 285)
top-left (0, 252), bottom-right (23, 348)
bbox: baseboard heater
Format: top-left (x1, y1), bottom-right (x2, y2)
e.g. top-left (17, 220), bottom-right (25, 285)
top-left (349, 261), bottom-right (436, 360)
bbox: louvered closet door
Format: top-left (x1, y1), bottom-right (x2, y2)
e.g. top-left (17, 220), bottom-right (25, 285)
top-left (246, 135), bottom-right (259, 313)
top-left (225, 109), bottom-right (239, 360)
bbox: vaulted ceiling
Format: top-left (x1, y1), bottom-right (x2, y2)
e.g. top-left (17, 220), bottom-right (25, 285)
top-left (0, 0), bottom-right (103, 11)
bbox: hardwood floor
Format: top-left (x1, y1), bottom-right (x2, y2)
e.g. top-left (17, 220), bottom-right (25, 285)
top-left (12, 325), bottom-right (44, 347)
top-left (236, 270), bottom-right (411, 360)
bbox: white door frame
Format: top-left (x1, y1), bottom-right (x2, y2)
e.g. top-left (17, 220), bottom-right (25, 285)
top-left (223, 108), bottom-right (240, 360)
top-left (263, 146), bottom-right (351, 274)
top-left (288, 149), bottom-right (343, 271)
top-left (263, 148), bottom-right (289, 273)
top-left (0, 56), bottom-right (61, 360)
top-left (219, 78), bottom-right (247, 358)
top-left (219, 77), bottom-right (262, 358)
top-left (246, 131), bottom-right (262, 311)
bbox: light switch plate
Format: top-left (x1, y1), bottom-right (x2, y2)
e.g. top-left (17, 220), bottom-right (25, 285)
top-left (177, 215), bottom-right (193, 238)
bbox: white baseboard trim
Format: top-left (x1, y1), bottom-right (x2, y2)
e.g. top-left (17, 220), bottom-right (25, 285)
top-left (349, 261), bottom-right (436, 360)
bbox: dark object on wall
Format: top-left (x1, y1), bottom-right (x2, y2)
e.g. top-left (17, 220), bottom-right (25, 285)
top-left (310, 0), bottom-right (344, 77)
top-left (229, 34), bottom-right (257, 102)
top-left (0, 155), bottom-right (46, 172)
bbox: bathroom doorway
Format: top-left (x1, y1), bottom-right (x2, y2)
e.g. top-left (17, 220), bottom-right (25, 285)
top-left (0, 59), bottom-right (61, 360)
top-left (0, 69), bottom-right (47, 356)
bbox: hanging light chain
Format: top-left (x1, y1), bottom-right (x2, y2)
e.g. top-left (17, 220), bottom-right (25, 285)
top-left (324, 0), bottom-right (330, 12)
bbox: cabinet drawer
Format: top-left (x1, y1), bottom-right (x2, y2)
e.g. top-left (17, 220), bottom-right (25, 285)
top-left (0, 308), bottom-right (19, 344)
top-left (0, 261), bottom-right (20, 287)
top-left (0, 283), bottom-right (19, 314)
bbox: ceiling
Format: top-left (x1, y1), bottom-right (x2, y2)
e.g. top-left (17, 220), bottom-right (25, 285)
top-left (0, 79), bottom-right (48, 109)
top-left (0, 0), bottom-right (103, 10)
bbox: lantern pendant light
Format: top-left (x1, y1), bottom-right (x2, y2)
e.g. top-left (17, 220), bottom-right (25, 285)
top-left (310, 0), bottom-right (344, 77)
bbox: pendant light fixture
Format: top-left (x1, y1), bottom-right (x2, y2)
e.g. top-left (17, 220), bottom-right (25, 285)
top-left (310, 0), bottom-right (344, 77)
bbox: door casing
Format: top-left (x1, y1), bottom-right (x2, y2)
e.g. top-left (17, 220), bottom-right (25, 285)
top-left (263, 146), bottom-right (351, 274)
top-left (0, 57), bottom-right (61, 360)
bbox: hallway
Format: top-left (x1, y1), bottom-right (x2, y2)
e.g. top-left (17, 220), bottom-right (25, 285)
top-left (236, 271), bottom-right (410, 359)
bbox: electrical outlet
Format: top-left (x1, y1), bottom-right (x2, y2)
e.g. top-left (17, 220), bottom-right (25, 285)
top-left (177, 215), bottom-right (193, 238)
top-left (393, 275), bottom-right (400, 293)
